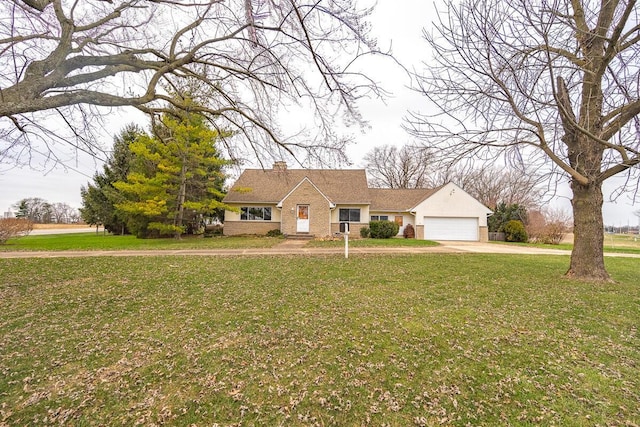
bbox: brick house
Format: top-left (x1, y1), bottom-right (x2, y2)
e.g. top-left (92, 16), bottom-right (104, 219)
top-left (222, 162), bottom-right (493, 241)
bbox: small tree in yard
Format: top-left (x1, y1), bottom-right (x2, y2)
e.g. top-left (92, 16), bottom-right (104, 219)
top-left (503, 220), bottom-right (528, 243)
top-left (114, 102), bottom-right (231, 239)
top-left (403, 223), bottom-right (415, 239)
top-left (80, 125), bottom-right (140, 235)
top-left (527, 208), bottom-right (571, 245)
top-left (0, 218), bottom-right (33, 244)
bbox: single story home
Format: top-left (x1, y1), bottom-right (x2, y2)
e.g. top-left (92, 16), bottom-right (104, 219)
top-left (222, 162), bottom-right (493, 241)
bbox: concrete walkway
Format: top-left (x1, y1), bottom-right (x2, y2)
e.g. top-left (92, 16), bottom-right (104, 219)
top-left (1, 240), bottom-right (639, 259)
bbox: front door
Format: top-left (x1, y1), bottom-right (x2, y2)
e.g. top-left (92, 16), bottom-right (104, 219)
top-left (296, 205), bottom-right (310, 233)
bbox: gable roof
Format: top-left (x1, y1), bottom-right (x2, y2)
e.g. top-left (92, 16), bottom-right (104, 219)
top-left (223, 168), bottom-right (370, 204)
top-left (369, 187), bottom-right (441, 211)
top-left (277, 176), bottom-right (335, 208)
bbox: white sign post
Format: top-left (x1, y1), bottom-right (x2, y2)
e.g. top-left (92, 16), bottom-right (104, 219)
top-left (342, 222), bottom-right (350, 259)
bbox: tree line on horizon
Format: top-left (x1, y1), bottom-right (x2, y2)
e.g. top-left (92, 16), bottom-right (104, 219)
top-left (9, 198), bottom-right (80, 224)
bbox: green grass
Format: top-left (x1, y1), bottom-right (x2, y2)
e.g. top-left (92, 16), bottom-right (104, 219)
top-left (0, 233), bottom-right (438, 252)
top-left (5, 232), bottom-right (640, 254)
top-left (0, 233), bottom-right (282, 251)
top-left (1, 254), bottom-right (639, 425)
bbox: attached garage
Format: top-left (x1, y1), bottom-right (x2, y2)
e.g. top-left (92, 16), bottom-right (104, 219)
top-left (424, 217), bottom-right (479, 241)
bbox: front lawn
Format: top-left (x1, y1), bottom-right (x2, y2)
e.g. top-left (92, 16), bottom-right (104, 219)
top-left (0, 233), bottom-right (282, 251)
top-left (0, 233), bottom-right (439, 252)
top-left (1, 254), bottom-right (638, 425)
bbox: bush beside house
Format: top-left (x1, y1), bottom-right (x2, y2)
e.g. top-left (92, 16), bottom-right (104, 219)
top-left (369, 220), bottom-right (400, 239)
top-left (403, 224), bottom-right (415, 238)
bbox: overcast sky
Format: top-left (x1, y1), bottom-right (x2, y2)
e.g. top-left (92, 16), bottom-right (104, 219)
top-left (1, 0), bottom-right (639, 226)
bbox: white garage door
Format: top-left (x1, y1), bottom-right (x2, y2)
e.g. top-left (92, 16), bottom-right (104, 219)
top-left (424, 217), bottom-right (479, 241)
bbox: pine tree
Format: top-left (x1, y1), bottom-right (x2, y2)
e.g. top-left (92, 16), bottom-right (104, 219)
top-left (114, 108), bottom-right (230, 238)
top-left (80, 125), bottom-right (140, 234)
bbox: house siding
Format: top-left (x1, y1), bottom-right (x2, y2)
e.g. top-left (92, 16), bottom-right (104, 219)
top-left (479, 226), bottom-right (489, 242)
top-left (223, 221), bottom-right (279, 236)
top-left (330, 222), bottom-right (368, 237)
top-left (223, 203), bottom-right (280, 236)
top-left (280, 180), bottom-right (332, 237)
top-left (330, 204), bottom-right (370, 238)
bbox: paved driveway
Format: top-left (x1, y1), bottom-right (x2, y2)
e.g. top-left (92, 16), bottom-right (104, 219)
top-left (437, 241), bottom-right (572, 255)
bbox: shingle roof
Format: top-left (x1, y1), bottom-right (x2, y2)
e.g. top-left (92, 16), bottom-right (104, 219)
top-left (223, 168), bottom-right (371, 204)
top-left (368, 187), bottom-right (442, 211)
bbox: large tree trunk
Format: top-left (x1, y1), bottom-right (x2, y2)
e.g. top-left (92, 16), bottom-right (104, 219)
top-left (174, 164), bottom-right (187, 240)
top-left (567, 180), bottom-right (610, 281)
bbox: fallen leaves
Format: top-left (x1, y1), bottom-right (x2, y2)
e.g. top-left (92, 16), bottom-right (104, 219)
top-left (0, 255), bottom-right (639, 425)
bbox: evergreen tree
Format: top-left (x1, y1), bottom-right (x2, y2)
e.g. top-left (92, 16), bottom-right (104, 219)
top-left (80, 125), bottom-right (140, 234)
top-left (488, 203), bottom-right (528, 233)
top-left (114, 107), bottom-right (230, 238)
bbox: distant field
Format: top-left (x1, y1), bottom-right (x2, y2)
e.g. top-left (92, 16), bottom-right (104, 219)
top-left (32, 223), bottom-right (90, 229)
top-left (501, 233), bottom-right (640, 255)
top-left (1, 254), bottom-right (638, 425)
top-left (604, 232), bottom-right (640, 249)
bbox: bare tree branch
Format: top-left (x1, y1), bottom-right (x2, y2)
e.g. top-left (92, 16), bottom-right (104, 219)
top-left (406, 0), bottom-right (640, 280)
top-left (0, 0), bottom-right (385, 167)
top-left (363, 143), bottom-right (438, 189)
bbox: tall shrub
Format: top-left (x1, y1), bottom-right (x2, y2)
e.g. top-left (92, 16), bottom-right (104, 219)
top-left (0, 218), bottom-right (33, 244)
top-left (503, 220), bottom-right (528, 242)
top-left (488, 203), bottom-right (528, 232)
top-left (369, 220), bottom-right (399, 239)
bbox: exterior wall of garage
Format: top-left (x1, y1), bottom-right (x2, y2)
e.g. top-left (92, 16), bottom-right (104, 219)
top-left (413, 183), bottom-right (492, 242)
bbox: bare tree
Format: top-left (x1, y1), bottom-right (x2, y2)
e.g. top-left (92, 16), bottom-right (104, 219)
top-left (0, 218), bottom-right (33, 244)
top-left (1, 0), bottom-right (384, 168)
top-left (435, 165), bottom-right (546, 210)
top-left (363, 144), bottom-right (437, 188)
top-left (527, 206), bottom-right (572, 245)
top-left (50, 202), bottom-right (77, 224)
top-left (406, 0), bottom-right (640, 281)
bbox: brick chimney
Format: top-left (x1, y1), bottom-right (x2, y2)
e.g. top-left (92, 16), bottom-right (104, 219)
top-left (273, 161), bottom-right (287, 172)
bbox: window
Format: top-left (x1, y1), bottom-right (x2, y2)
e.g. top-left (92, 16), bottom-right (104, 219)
top-left (370, 215), bottom-right (389, 221)
top-left (240, 207), bottom-right (272, 221)
top-left (339, 208), bottom-right (361, 222)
